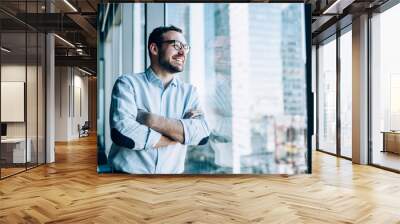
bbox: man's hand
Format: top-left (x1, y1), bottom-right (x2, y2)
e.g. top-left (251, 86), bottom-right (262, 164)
top-left (136, 109), bottom-right (185, 144)
top-left (136, 110), bottom-right (179, 148)
top-left (183, 109), bottom-right (203, 119)
top-left (136, 108), bottom-right (204, 145)
top-left (154, 135), bottom-right (178, 148)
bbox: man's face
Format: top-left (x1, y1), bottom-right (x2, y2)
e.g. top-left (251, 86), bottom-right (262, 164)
top-left (157, 31), bottom-right (188, 73)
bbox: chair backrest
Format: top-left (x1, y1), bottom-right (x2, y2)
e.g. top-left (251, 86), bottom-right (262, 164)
top-left (82, 121), bottom-right (90, 129)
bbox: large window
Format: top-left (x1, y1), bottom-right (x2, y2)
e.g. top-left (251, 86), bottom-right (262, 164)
top-left (167, 3), bottom-right (308, 174)
top-left (371, 4), bottom-right (400, 171)
top-left (317, 29), bottom-right (352, 159)
top-left (98, 3), bottom-right (146, 171)
top-left (317, 37), bottom-right (337, 154)
top-left (340, 29), bottom-right (352, 158)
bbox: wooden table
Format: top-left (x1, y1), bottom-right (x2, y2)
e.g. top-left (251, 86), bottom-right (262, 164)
top-left (381, 131), bottom-right (400, 154)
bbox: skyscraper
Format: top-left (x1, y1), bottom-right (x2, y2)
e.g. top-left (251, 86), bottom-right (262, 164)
top-left (281, 4), bottom-right (306, 116)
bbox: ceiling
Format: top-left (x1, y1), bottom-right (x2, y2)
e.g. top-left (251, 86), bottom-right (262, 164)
top-left (309, 0), bottom-right (390, 43)
top-left (0, 0), bottom-right (100, 74)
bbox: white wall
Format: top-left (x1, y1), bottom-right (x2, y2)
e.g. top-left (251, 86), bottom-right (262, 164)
top-left (55, 66), bottom-right (69, 141)
top-left (1, 65), bottom-right (35, 137)
top-left (72, 73), bottom-right (89, 138)
top-left (1, 65), bottom-right (26, 140)
top-left (1, 63), bottom-right (46, 164)
top-left (55, 66), bottom-right (89, 141)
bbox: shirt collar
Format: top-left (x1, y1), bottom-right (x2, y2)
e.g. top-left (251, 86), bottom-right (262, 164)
top-left (146, 67), bottom-right (178, 88)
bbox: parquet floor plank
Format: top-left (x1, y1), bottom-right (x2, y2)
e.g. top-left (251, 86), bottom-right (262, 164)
top-left (1, 135), bottom-right (400, 223)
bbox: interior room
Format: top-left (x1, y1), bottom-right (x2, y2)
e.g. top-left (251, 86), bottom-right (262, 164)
top-left (0, 0), bottom-right (400, 223)
top-left (0, 18), bottom-right (46, 177)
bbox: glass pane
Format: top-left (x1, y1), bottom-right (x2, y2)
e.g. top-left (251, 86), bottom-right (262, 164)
top-left (38, 32), bottom-right (45, 164)
top-left (103, 5), bottom-right (122, 162)
top-left (371, 5), bottom-right (400, 171)
top-left (0, 0), bottom-right (47, 178)
top-left (100, 3), bottom-right (146, 171)
top-left (1, 29), bottom-right (27, 177)
top-left (27, 31), bottom-right (38, 169)
top-left (317, 37), bottom-right (337, 154)
top-left (340, 30), bottom-right (352, 158)
top-left (26, 0), bottom-right (40, 169)
top-left (166, 4), bottom-right (191, 83)
top-left (167, 3), bottom-right (308, 174)
top-left (133, 4), bottom-right (145, 73)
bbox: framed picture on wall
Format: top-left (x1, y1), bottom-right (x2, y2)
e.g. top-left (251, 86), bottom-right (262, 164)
top-left (97, 2), bottom-right (312, 175)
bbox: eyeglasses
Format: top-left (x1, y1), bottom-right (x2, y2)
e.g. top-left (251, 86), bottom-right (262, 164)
top-left (159, 40), bottom-right (190, 53)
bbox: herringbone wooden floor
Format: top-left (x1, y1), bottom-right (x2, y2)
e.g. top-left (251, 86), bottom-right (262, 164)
top-left (1, 135), bottom-right (400, 223)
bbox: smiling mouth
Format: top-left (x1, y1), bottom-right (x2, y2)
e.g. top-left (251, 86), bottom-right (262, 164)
top-left (174, 58), bottom-right (184, 64)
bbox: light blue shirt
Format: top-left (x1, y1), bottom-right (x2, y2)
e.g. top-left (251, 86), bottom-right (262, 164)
top-left (108, 67), bottom-right (210, 174)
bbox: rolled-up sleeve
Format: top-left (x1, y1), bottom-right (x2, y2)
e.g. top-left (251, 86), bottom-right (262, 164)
top-left (179, 88), bottom-right (210, 146)
top-left (110, 76), bottom-right (161, 150)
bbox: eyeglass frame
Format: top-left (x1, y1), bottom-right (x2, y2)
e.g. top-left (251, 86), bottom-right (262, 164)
top-left (157, 39), bottom-right (191, 53)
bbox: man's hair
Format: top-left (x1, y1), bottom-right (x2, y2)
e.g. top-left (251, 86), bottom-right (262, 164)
top-left (148, 25), bottom-right (182, 56)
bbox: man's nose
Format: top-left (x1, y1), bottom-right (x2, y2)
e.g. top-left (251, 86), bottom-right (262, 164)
top-left (177, 48), bottom-right (185, 55)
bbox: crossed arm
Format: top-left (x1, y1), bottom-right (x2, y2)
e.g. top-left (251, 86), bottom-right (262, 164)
top-left (110, 76), bottom-right (209, 150)
top-left (136, 109), bottom-right (203, 148)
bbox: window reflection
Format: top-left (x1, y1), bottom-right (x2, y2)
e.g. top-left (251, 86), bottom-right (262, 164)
top-left (167, 3), bottom-right (307, 174)
top-left (100, 4), bottom-right (146, 169)
top-left (340, 30), bottom-right (352, 158)
top-left (318, 37), bottom-right (337, 155)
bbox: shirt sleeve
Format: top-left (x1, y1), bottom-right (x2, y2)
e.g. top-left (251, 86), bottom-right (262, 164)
top-left (110, 76), bottom-right (161, 150)
top-left (179, 87), bottom-right (210, 146)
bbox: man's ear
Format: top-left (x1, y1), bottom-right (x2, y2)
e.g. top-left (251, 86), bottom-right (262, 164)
top-left (149, 43), bottom-right (159, 56)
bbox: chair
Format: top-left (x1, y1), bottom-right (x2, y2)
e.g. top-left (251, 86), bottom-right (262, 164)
top-left (78, 121), bottom-right (90, 138)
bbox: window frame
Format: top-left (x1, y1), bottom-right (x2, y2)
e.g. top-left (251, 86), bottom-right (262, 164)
top-left (315, 24), bottom-right (353, 161)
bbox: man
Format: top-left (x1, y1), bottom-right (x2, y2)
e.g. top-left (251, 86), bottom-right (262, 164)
top-left (108, 25), bottom-right (210, 174)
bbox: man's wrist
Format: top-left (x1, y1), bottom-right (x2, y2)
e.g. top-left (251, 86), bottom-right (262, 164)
top-left (137, 110), bottom-right (157, 128)
top-left (147, 113), bottom-right (161, 129)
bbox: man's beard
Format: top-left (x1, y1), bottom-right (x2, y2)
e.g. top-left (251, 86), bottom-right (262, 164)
top-left (158, 52), bottom-right (183, 74)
